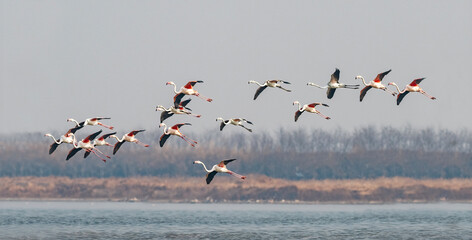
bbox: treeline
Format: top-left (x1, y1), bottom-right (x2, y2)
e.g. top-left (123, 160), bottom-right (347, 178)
top-left (0, 126), bottom-right (471, 179)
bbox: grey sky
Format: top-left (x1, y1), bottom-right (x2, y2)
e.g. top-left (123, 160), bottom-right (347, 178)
top-left (1, 0), bottom-right (471, 136)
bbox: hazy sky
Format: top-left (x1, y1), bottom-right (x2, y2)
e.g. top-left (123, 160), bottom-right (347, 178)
top-left (1, 0), bottom-right (471, 136)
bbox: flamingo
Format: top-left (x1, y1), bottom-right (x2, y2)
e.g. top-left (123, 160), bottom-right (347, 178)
top-left (166, 80), bottom-right (213, 103)
top-left (216, 117), bottom-right (253, 132)
top-left (67, 117), bottom-right (114, 130)
top-left (388, 78), bottom-right (437, 105)
top-left (156, 99), bottom-right (201, 123)
top-left (159, 123), bottom-right (197, 147)
top-left (293, 101), bottom-right (331, 121)
top-left (109, 130), bottom-right (150, 155)
top-left (82, 132), bottom-right (117, 159)
top-left (356, 69), bottom-right (397, 102)
top-left (193, 159), bottom-right (246, 184)
top-left (44, 125), bottom-right (83, 154)
top-left (66, 130), bottom-right (111, 162)
top-left (248, 80), bottom-right (291, 100)
top-left (307, 68), bottom-right (359, 99)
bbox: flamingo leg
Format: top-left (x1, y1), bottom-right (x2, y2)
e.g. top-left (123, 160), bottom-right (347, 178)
top-left (240, 125), bottom-right (253, 132)
top-left (317, 112), bottom-right (331, 120)
top-left (194, 93), bottom-right (213, 102)
top-left (179, 136), bottom-right (195, 147)
top-left (181, 134), bottom-right (198, 144)
top-left (420, 90), bottom-right (436, 100)
top-left (134, 140), bottom-right (150, 147)
top-left (277, 86), bottom-right (292, 92)
top-left (98, 122), bottom-right (114, 130)
top-left (227, 171), bottom-right (246, 180)
top-left (88, 149), bottom-right (108, 162)
top-left (93, 147), bottom-right (111, 159)
top-left (383, 88), bottom-right (397, 96)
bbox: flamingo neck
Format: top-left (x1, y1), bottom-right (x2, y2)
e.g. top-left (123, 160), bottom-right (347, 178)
top-left (111, 135), bottom-right (124, 142)
top-left (46, 134), bottom-right (60, 144)
top-left (197, 162), bottom-right (212, 173)
top-left (295, 102), bottom-right (303, 111)
top-left (358, 76), bottom-right (368, 86)
top-left (249, 80), bottom-right (263, 87)
top-left (390, 83), bottom-right (403, 93)
top-left (169, 83), bottom-right (178, 94)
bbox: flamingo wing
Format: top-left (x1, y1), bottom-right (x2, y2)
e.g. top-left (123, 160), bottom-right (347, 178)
top-left (243, 119), bottom-right (253, 125)
top-left (113, 141), bottom-right (125, 155)
top-left (281, 80), bottom-right (291, 84)
top-left (85, 130), bottom-right (103, 142)
top-left (360, 86), bottom-right (372, 102)
top-left (294, 110), bottom-right (304, 122)
top-left (173, 123), bottom-right (191, 129)
top-left (84, 150), bottom-right (91, 158)
top-left (411, 78), bottom-right (425, 85)
top-left (173, 93), bottom-right (186, 106)
top-left (206, 171), bottom-right (218, 184)
top-left (160, 111), bottom-right (174, 123)
top-left (49, 142), bottom-right (60, 155)
top-left (101, 132), bottom-right (117, 140)
top-left (179, 99), bottom-right (192, 108)
top-left (396, 91), bottom-right (409, 105)
top-left (130, 130), bottom-right (145, 136)
top-left (253, 86), bottom-right (267, 100)
top-left (66, 148), bottom-right (82, 160)
top-left (329, 68), bottom-right (340, 84)
top-left (222, 159), bottom-right (236, 165)
top-left (327, 88), bottom-right (336, 99)
top-left (186, 80), bottom-right (204, 88)
top-left (159, 134), bottom-right (170, 147)
top-left (375, 69), bottom-right (392, 82)
top-left (68, 125), bottom-right (84, 134)
top-left (219, 121), bottom-right (227, 131)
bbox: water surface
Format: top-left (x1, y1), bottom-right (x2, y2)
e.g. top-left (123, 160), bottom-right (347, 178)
top-left (1, 201), bottom-right (471, 239)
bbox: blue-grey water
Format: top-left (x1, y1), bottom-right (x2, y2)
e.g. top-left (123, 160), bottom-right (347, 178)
top-left (1, 201), bottom-right (472, 240)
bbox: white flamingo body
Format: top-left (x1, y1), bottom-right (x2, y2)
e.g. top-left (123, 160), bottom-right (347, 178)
top-left (193, 159), bottom-right (246, 184)
top-left (356, 70), bottom-right (396, 102)
top-left (388, 78), bottom-right (436, 105)
top-left (216, 117), bottom-right (253, 132)
top-left (166, 81), bottom-right (213, 103)
top-left (44, 124), bottom-right (83, 154)
top-left (293, 101), bottom-right (331, 121)
top-left (92, 132), bottom-right (116, 147)
top-left (156, 99), bottom-right (201, 123)
top-left (67, 130), bottom-right (110, 162)
top-left (159, 123), bottom-right (197, 147)
top-left (110, 130), bottom-right (149, 155)
top-left (307, 68), bottom-right (359, 99)
top-left (248, 80), bottom-right (291, 100)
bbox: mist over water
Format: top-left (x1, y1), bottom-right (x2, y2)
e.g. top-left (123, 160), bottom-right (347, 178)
top-left (1, 201), bottom-right (472, 240)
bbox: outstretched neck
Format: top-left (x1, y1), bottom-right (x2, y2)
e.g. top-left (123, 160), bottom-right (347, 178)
top-left (357, 76), bottom-right (368, 86)
top-left (169, 83), bottom-right (178, 94)
top-left (45, 134), bottom-right (60, 144)
top-left (196, 162), bottom-right (212, 173)
top-left (248, 80), bottom-right (263, 87)
top-left (307, 82), bottom-right (327, 89)
top-left (293, 102), bottom-right (303, 111)
top-left (389, 82), bottom-right (402, 93)
top-left (68, 118), bottom-right (81, 127)
top-left (110, 135), bottom-right (124, 142)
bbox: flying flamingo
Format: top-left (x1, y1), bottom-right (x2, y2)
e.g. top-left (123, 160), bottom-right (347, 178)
top-left (166, 80), bottom-right (213, 103)
top-left (44, 125), bottom-right (83, 154)
top-left (356, 69), bottom-right (397, 102)
top-left (388, 78), bottom-right (437, 105)
top-left (293, 101), bottom-right (331, 121)
top-left (156, 99), bottom-right (201, 123)
top-left (248, 80), bottom-right (291, 100)
top-left (67, 117), bottom-right (114, 130)
top-left (109, 130), bottom-right (150, 155)
top-left (216, 117), bottom-right (253, 132)
top-left (84, 132), bottom-right (117, 158)
top-left (159, 123), bottom-right (197, 147)
top-left (66, 130), bottom-right (111, 162)
top-left (307, 68), bottom-right (359, 99)
top-left (193, 159), bottom-right (246, 184)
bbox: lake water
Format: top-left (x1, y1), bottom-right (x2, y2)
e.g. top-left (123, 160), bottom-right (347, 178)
top-left (0, 201), bottom-right (471, 239)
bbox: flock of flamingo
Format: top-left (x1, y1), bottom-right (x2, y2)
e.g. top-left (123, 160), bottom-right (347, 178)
top-left (45, 68), bottom-right (436, 184)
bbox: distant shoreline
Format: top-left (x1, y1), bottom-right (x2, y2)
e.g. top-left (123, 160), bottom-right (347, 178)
top-left (2, 176), bottom-right (472, 204)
